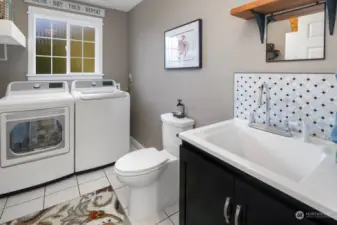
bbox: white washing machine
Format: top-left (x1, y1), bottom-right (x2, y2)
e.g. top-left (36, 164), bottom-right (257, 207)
top-left (71, 80), bottom-right (130, 172)
top-left (0, 81), bottom-right (74, 195)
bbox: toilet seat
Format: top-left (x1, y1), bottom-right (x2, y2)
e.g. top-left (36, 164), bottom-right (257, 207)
top-left (115, 148), bottom-right (169, 176)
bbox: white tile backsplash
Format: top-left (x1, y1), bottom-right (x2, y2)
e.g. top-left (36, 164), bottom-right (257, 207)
top-left (235, 73), bottom-right (337, 140)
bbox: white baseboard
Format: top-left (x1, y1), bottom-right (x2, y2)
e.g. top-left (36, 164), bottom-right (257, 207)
top-left (130, 137), bottom-right (145, 150)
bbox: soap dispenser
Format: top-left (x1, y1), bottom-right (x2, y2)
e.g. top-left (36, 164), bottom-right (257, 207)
top-left (173, 99), bottom-right (186, 119)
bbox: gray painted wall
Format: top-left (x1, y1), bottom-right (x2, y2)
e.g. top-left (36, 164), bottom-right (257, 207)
top-left (0, 0), bottom-right (128, 97)
top-left (2, 0), bottom-right (337, 150)
top-left (128, 0), bottom-right (337, 149)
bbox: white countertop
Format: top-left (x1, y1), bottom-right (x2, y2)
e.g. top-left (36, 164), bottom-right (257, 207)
top-left (179, 119), bottom-right (337, 221)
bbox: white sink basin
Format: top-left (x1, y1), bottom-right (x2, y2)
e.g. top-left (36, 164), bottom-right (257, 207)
top-left (192, 119), bottom-right (328, 183)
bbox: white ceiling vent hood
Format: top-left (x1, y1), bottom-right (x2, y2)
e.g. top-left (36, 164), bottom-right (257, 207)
top-left (0, 20), bottom-right (26, 47)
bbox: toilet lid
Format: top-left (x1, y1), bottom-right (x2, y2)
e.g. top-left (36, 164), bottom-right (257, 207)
top-left (115, 148), bottom-right (169, 174)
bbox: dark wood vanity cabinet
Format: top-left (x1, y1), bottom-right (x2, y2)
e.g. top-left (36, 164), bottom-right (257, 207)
top-left (180, 143), bottom-right (235, 225)
top-left (180, 142), bottom-right (336, 225)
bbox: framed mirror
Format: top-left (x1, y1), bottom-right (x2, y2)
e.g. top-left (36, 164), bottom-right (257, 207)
top-left (266, 3), bottom-right (326, 62)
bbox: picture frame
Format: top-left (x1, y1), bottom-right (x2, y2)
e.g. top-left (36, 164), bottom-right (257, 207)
top-left (164, 19), bottom-right (202, 70)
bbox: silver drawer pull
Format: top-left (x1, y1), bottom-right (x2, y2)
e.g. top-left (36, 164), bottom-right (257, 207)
top-left (224, 197), bottom-right (231, 224)
top-left (234, 205), bottom-right (242, 225)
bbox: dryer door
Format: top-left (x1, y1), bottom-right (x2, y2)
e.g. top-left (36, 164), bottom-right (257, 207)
top-left (1, 107), bottom-right (70, 167)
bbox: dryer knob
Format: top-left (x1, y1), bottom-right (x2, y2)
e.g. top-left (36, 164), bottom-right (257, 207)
top-left (92, 82), bottom-right (97, 87)
top-left (33, 83), bottom-right (41, 89)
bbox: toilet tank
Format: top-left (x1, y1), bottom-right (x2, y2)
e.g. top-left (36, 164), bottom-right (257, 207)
top-left (161, 113), bottom-right (194, 157)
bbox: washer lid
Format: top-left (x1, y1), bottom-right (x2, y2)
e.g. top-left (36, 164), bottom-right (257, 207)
top-left (78, 91), bottom-right (127, 100)
top-left (115, 148), bottom-right (168, 174)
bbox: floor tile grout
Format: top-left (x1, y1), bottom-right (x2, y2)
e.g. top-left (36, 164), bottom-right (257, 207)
top-left (2, 197), bottom-right (8, 211)
top-left (102, 169), bottom-right (109, 185)
top-left (156, 213), bottom-right (169, 224)
top-left (1, 160), bottom-right (122, 214)
top-left (164, 210), bottom-right (178, 225)
top-left (2, 157), bottom-right (183, 223)
top-left (44, 176), bottom-right (78, 196)
top-left (75, 175), bottom-right (81, 196)
top-left (170, 211), bottom-right (178, 217)
top-left (164, 209), bottom-right (179, 218)
top-left (103, 169), bottom-right (120, 192)
top-left (43, 186), bottom-right (46, 209)
top-left (45, 185), bottom-right (79, 198)
top-left (112, 184), bottom-right (126, 191)
top-left (0, 198), bottom-right (8, 219)
top-left (167, 216), bottom-right (175, 225)
top-left (44, 194), bottom-right (80, 210)
top-left (0, 164), bottom-right (180, 225)
top-left (4, 196), bottom-right (43, 209)
top-left (76, 171), bottom-right (106, 185)
top-left (4, 184), bottom-right (82, 210)
top-left (78, 175), bottom-right (110, 196)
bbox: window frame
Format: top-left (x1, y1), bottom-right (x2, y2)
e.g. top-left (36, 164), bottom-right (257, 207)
top-left (27, 6), bottom-right (103, 81)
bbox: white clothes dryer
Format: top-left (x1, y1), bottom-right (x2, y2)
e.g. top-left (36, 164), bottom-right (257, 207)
top-left (0, 81), bottom-right (75, 195)
top-left (71, 80), bottom-right (130, 172)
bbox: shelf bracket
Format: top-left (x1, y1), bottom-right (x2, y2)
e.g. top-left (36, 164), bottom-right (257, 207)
top-left (326, 0), bottom-right (337, 35)
top-left (251, 10), bottom-right (266, 44)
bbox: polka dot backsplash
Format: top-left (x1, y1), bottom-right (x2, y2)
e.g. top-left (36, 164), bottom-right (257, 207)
top-left (234, 73), bottom-right (337, 140)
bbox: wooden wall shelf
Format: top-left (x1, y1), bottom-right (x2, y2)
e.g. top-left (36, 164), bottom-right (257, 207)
top-left (230, 0), bottom-right (321, 20)
top-left (230, 0), bottom-right (337, 44)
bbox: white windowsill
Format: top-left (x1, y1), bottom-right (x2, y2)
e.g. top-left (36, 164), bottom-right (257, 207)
top-left (27, 74), bottom-right (104, 81)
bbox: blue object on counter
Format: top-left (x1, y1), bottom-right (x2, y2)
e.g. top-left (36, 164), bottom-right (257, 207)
top-left (331, 113), bottom-right (337, 144)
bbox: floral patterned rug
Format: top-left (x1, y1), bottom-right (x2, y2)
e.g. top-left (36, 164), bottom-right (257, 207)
top-left (2, 186), bottom-right (130, 225)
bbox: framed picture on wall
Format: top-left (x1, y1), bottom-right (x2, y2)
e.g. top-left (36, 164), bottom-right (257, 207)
top-left (164, 19), bottom-right (202, 69)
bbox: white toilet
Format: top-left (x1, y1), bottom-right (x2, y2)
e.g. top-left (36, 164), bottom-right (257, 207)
top-left (114, 113), bottom-right (194, 221)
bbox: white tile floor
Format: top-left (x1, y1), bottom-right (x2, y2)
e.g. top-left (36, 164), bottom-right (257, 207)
top-left (0, 146), bottom-right (179, 225)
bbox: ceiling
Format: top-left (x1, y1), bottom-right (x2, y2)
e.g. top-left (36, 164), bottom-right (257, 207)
top-left (73, 0), bottom-right (143, 12)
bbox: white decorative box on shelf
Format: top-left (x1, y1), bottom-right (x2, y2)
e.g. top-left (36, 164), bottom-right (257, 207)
top-left (0, 20), bottom-right (26, 47)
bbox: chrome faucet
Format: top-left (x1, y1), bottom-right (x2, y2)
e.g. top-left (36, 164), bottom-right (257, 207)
top-left (258, 82), bottom-right (271, 125)
top-left (249, 82), bottom-right (292, 138)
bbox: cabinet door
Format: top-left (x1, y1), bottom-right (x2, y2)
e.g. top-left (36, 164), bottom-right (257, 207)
top-left (234, 179), bottom-right (318, 225)
top-left (180, 146), bottom-right (235, 225)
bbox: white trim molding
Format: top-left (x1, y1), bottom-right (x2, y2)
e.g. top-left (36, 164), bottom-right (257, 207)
top-left (27, 74), bottom-right (104, 81)
top-left (27, 6), bottom-right (103, 81)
